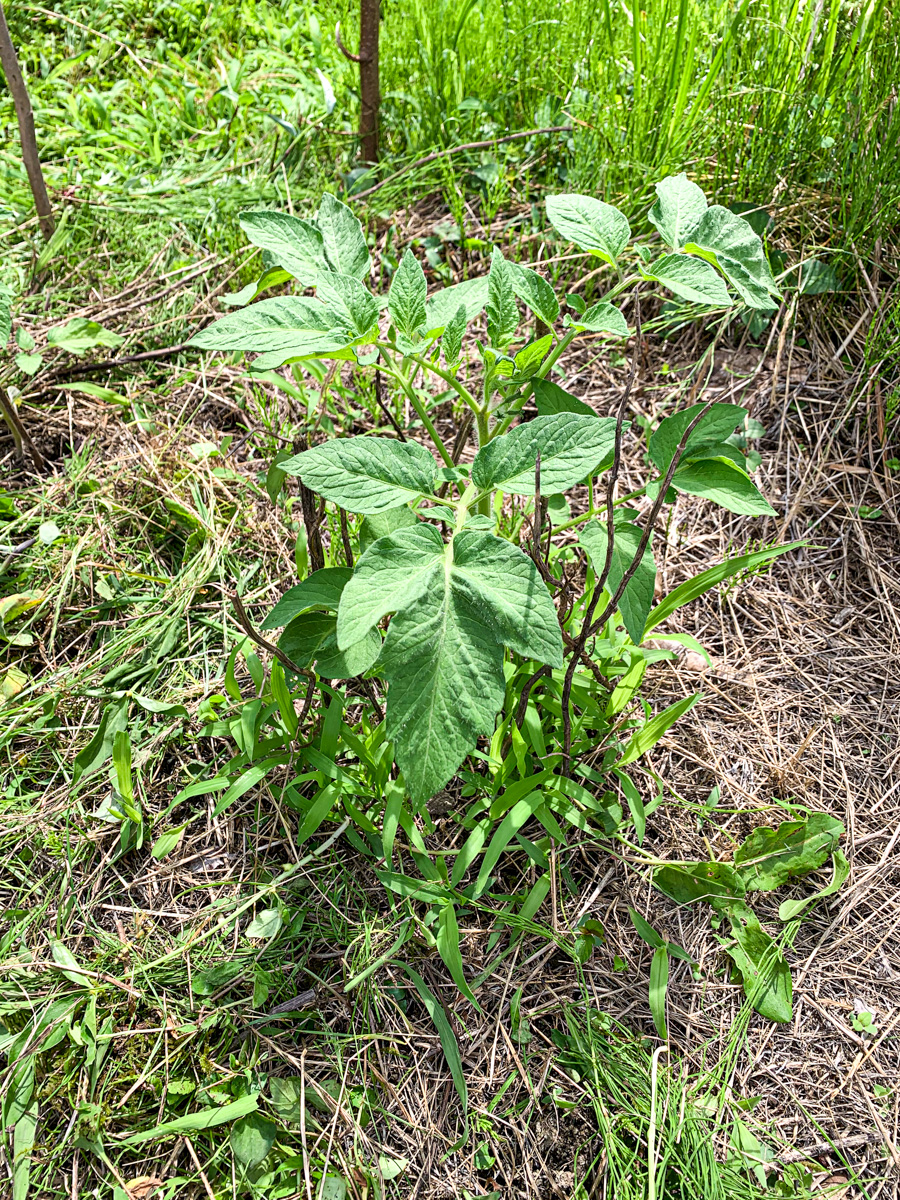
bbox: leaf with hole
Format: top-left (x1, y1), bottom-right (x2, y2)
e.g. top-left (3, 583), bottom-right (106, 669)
top-left (734, 813), bottom-right (844, 893)
top-left (778, 849), bottom-right (849, 922)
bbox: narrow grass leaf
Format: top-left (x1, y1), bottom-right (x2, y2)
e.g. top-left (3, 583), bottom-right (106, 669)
top-left (436, 904), bottom-right (481, 1010)
top-left (402, 966), bottom-right (467, 1111)
top-left (649, 945), bottom-right (669, 1038)
top-left (618, 694), bottom-right (699, 766)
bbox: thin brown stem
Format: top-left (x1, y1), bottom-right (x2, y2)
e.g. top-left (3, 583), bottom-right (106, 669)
top-left (561, 288), bottom-right (642, 771)
top-left (0, 1), bottom-right (54, 241)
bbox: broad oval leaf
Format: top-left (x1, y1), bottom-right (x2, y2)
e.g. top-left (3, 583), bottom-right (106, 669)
top-left (358, 505), bottom-right (418, 555)
top-left (571, 301), bottom-right (629, 336)
top-left (189, 296), bottom-right (350, 365)
top-left (533, 378), bottom-right (594, 417)
top-left (683, 206), bottom-right (781, 309)
top-left (424, 276), bottom-right (490, 333)
top-left (649, 401), bottom-right (748, 471)
top-left (338, 524), bottom-right (445, 647)
top-left (722, 903), bottom-right (792, 1022)
top-left (279, 611), bottom-right (381, 679)
top-left (231, 1112), bottom-right (277, 1167)
top-left (315, 272), bottom-right (379, 337)
top-left (471, 414), bottom-right (618, 495)
top-left (668, 457), bottom-right (776, 516)
top-left (640, 253), bottom-right (732, 306)
top-left (261, 567), bottom-right (353, 630)
top-left (580, 519), bottom-right (656, 644)
top-left (280, 437), bottom-right (439, 514)
top-left (648, 173), bottom-right (708, 250)
top-left (317, 192), bottom-right (370, 279)
top-left (545, 194), bottom-right (631, 266)
top-left (388, 248), bottom-right (427, 338)
top-left (363, 530), bottom-right (562, 802)
top-left (451, 530), bottom-right (563, 666)
top-left (653, 861), bottom-right (747, 905)
top-left (239, 210), bottom-right (328, 286)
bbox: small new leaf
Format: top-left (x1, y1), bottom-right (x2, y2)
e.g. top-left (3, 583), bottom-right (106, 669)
top-left (442, 304), bottom-right (467, 367)
top-left (388, 249), bottom-right (427, 338)
top-left (485, 248), bottom-right (519, 349)
top-left (317, 193), bottom-right (371, 279)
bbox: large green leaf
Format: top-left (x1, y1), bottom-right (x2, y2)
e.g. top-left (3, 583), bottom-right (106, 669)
top-left (545, 194), bottom-right (631, 267)
top-left (388, 248), bottom-right (427, 337)
top-left (649, 402), bottom-right (748, 471)
top-left (640, 253), bottom-right (732, 306)
top-left (424, 276), bottom-right (490, 333)
top-left (471, 414), bottom-right (617, 495)
top-left (279, 611), bottom-right (381, 679)
top-left (450, 531), bottom-right (563, 665)
top-left (683, 206), bottom-right (780, 309)
top-left (344, 528), bottom-right (561, 800)
top-left (358, 505), bottom-right (418, 555)
top-left (666, 457), bottom-right (776, 516)
top-left (337, 524), bottom-right (446, 646)
top-left (189, 296), bottom-right (350, 367)
top-left (486, 247), bottom-right (519, 348)
top-left (734, 814), bottom-right (844, 893)
top-left (261, 567), bottom-right (352, 630)
top-left (508, 260), bottom-right (559, 326)
top-left (317, 192), bottom-right (370, 279)
top-left (239, 210), bottom-right (328, 286)
top-left (382, 574), bottom-right (505, 802)
top-left (280, 436), bottom-right (439, 514)
top-left (316, 272), bottom-right (379, 337)
top-left (644, 541), bottom-right (804, 635)
top-left (648, 174), bottom-right (708, 250)
top-left (532, 379), bottom-right (594, 417)
top-left (580, 520), bottom-right (655, 644)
